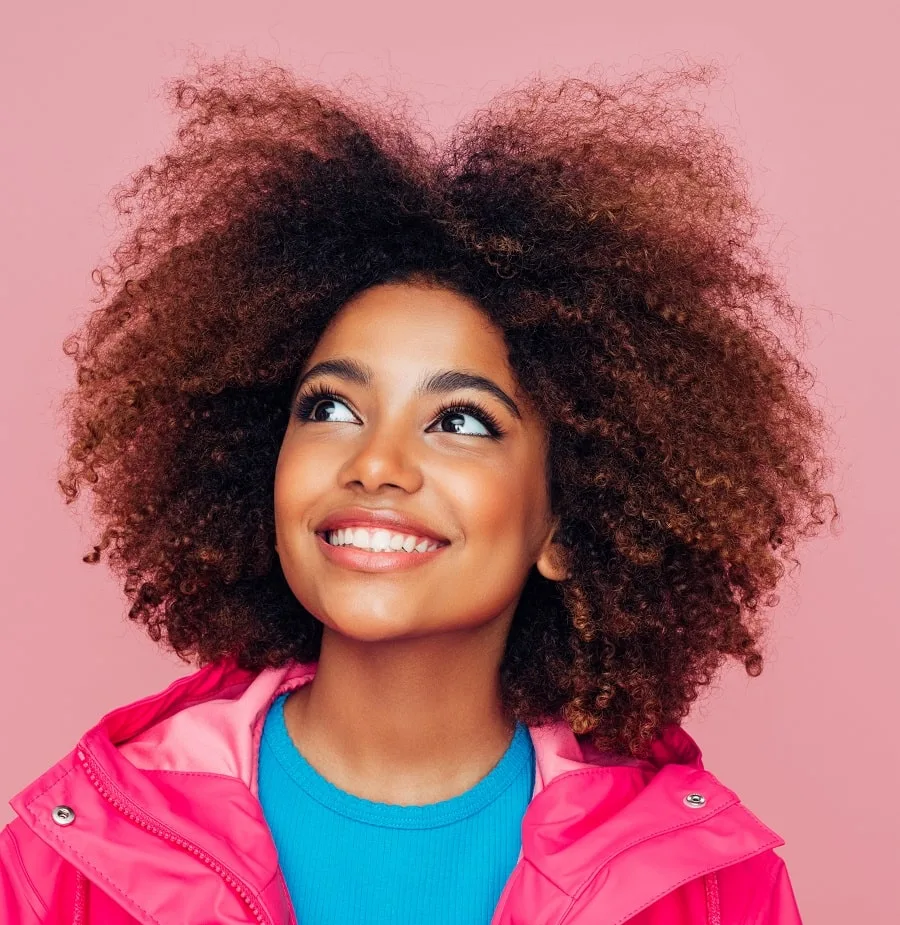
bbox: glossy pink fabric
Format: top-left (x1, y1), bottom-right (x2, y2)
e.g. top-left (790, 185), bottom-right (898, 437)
top-left (0, 657), bottom-right (803, 923)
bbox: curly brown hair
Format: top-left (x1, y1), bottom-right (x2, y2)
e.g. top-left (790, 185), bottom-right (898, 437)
top-left (57, 56), bottom-right (838, 758)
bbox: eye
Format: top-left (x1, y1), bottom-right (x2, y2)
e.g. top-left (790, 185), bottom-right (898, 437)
top-left (429, 402), bottom-right (501, 438)
top-left (293, 387), bottom-right (357, 424)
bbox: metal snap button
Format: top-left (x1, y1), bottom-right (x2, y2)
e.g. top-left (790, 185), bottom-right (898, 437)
top-left (683, 792), bottom-right (706, 808)
top-left (51, 805), bottom-right (76, 826)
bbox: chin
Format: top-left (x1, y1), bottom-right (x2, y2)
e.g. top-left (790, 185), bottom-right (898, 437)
top-left (324, 618), bottom-right (434, 644)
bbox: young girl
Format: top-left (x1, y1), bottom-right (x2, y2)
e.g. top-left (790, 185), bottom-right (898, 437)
top-left (0, 58), bottom-right (836, 924)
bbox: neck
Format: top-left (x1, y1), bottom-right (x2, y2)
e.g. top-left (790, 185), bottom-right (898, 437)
top-left (282, 618), bottom-right (518, 805)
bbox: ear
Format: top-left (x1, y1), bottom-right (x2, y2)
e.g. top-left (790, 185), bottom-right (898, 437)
top-left (535, 515), bottom-right (572, 582)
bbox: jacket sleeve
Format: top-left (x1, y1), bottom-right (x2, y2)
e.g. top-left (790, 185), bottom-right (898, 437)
top-left (717, 848), bottom-right (803, 924)
top-left (0, 818), bottom-right (48, 923)
top-left (757, 854), bottom-right (803, 924)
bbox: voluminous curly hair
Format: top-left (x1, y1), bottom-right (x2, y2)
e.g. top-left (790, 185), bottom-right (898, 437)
top-left (58, 55), bottom-right (838, 758)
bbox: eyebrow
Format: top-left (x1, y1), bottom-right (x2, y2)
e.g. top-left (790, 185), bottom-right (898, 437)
top-left (292, 357), bottom-right (522, 420)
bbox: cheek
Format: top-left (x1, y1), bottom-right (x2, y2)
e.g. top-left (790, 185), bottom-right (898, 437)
top-left (443, 457), bottom-right (535, 553)
top-left (274, 440), bottom-right (325, 532)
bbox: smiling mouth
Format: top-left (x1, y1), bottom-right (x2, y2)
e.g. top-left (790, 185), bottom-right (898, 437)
top-left (316, 526), bottom-right (448, 554)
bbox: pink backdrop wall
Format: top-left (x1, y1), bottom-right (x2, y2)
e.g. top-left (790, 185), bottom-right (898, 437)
top-left (1, 3), bottom-right (896, 921)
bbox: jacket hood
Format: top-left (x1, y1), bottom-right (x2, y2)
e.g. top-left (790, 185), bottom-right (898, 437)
top-left (9, 657), bottom-right (786, 925)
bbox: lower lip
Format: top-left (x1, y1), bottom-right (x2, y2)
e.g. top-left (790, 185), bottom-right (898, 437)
top-left (314, 532), bottom-right (450, 572)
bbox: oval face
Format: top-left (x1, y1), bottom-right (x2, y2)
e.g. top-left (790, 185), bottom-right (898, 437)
top-left (274, 279), bottom-right (566, 644)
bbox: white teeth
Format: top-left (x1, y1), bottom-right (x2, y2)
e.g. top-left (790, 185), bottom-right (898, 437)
top-left (325, 527), bottom-right (441, 553)
top-left (370, 528), bottom-right (392, 551)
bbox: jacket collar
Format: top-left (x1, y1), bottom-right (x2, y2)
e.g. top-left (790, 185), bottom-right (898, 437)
top-left (10, 657), bottom-right (784, 925)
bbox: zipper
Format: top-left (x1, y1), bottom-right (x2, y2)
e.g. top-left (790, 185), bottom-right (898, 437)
top-left (76, 747), bottom-right (275, 925)
top-left (704, 872), bottom-right (721, 925)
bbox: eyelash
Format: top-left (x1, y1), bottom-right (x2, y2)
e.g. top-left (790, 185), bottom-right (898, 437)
top-left (292, 383), bottom-right (506, 439)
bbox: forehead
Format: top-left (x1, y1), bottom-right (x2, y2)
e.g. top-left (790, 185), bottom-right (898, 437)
top-left (308, 282), bottom-right (513, 383)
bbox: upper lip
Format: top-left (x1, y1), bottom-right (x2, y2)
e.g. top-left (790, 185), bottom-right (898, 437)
top-left (315, 506), bottom-right (450, 544)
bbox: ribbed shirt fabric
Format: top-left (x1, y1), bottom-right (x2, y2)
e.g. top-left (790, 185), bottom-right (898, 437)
top-left (257, 692), bottom-right (535, 925)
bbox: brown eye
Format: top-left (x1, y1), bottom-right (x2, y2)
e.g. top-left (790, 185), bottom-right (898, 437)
top-left (429, 401), bottom-right (505, 439)
top-left (294, 388), bottom-right (357, 424)
top-left (434, 409), bottom-right (490, 436)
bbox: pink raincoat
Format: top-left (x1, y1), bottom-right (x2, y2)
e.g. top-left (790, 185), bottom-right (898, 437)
top-left (0, 657), bottom-right (803, 924)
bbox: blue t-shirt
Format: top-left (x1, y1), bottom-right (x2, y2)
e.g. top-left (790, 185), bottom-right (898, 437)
top-left (258, 691), bottom-right (535, 924)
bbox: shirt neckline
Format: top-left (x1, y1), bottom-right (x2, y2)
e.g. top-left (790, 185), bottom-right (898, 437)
top-left (261, 691), bottom-right (535, 828)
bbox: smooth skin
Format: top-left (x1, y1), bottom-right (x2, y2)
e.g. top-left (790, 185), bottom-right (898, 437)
top-left (273, 280), bottom-right (571, 806)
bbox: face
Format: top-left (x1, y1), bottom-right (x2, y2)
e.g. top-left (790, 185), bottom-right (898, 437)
top-left (273, 280), bottom-right (569, 644)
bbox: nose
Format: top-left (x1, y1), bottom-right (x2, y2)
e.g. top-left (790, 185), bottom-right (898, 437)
top-left (337, 423), bottom-right (424, 494)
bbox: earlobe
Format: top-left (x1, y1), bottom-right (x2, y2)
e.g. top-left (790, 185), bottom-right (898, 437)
top-left (536, 519), bottom-right (572, 582)
top-left (536, 544), bottom-right (572, 582)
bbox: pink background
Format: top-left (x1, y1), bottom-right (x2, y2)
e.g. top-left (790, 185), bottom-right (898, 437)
top-left (1, 3), bottom-right (896, 922)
